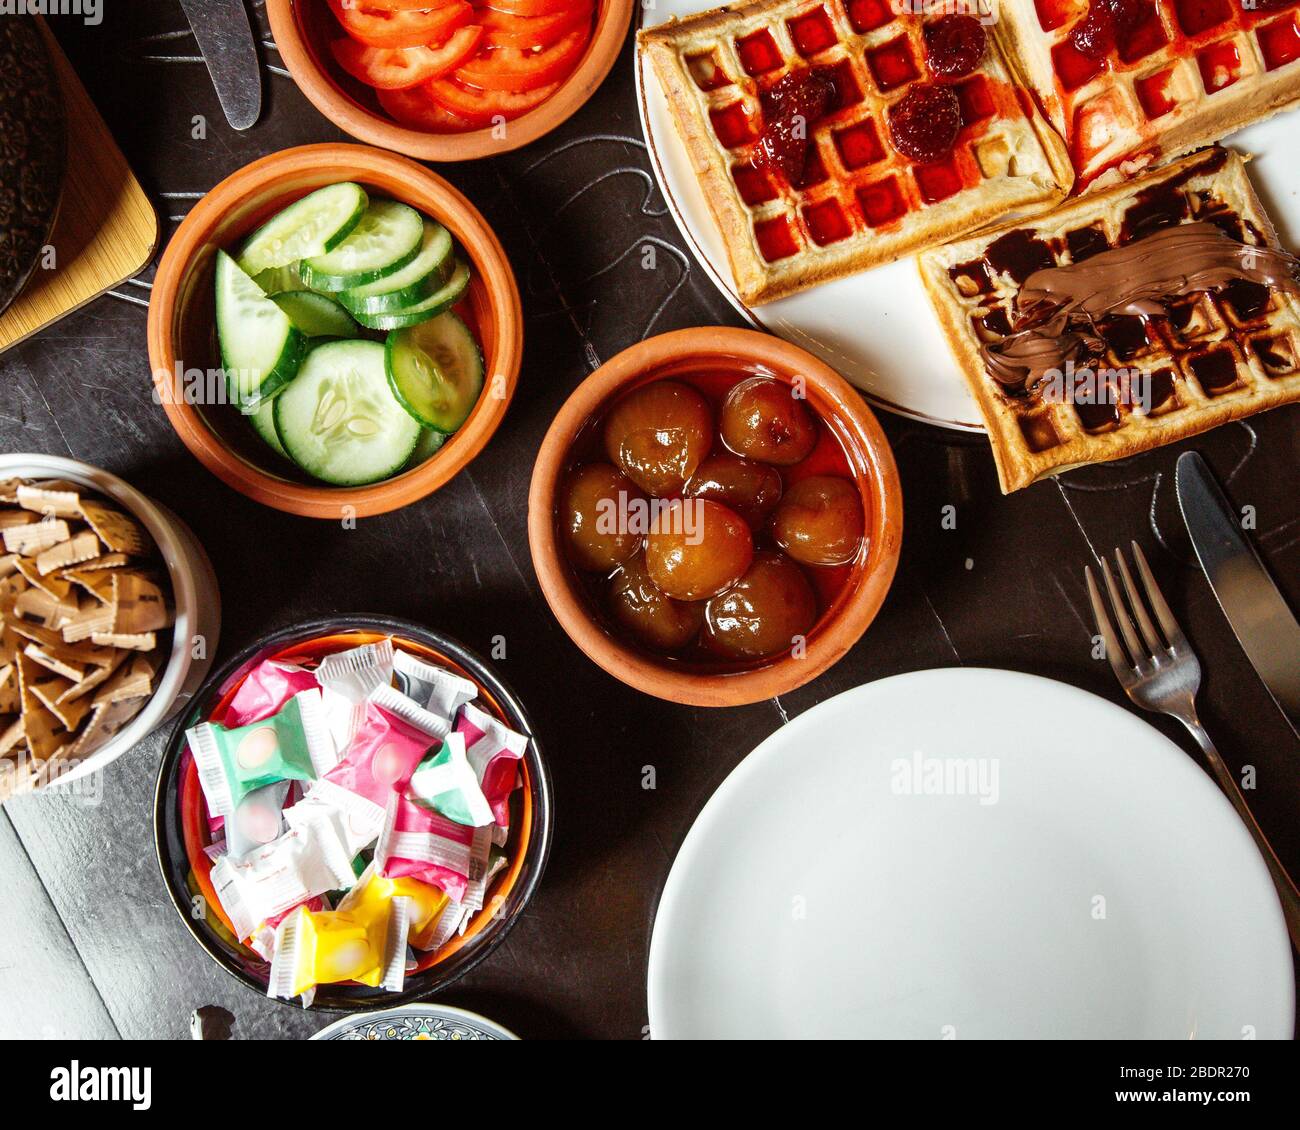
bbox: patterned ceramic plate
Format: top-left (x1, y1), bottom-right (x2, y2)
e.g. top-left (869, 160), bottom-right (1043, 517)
top-left (311, 1004), bottom-right (519, 1041)
top-left (0, 17), bottom-right (65, 316)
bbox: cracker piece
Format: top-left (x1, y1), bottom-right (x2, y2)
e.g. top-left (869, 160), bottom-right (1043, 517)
top-left (91, 653), bottom-right (155, 707)
top-left (57, 651), bottom-right (125, 705)
top-left (14, 556), bottom-right (73, 601)
top-left (36, 529), bottom-right (101, 575)
top-left (79, 501), bottom-right (149, 555)
top-left (0, 716), bottom-right (24, 756)
top-left (63, 567), bottom-right (115, 604)
top-left (61, 552), bottom-right (128, 575)
top-left (67, 698), bottom-right (142, 759)
top-left (112, 572), bottom-right (172, 633)
top-left (32, 677), bottom-right (90, 732)
top-left (15, 585), bottom-right (80, 631)
top-left (91, 631), bottom-right (156, 652)
top-left (3, 520), bottom-right (70, 555)
top-left (17, 484), bottom-right (83, 518)
top-left (16, 653), bottom-right (65, 761)
top-left (61, 602), bottom-right (116, 642)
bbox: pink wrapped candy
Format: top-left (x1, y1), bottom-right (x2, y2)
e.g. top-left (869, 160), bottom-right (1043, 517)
top-left (375, 792), bottom-right (491, 904)
top-left (318, 701), bottom-right (439, 809)
top-left (221, 660), bottom-right (320, 728)
top-left (456, 702), bottom-right (528, 827)
top-left (286, 700), bottom-right (441, 854)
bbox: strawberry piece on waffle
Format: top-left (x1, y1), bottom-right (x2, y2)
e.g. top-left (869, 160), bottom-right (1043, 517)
top-left (999, 0), bottom-right (1300, 187)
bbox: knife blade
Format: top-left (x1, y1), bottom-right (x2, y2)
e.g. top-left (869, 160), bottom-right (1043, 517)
top-left (179, 0), bottom-right (262, 131)
top-left (1175, 450), bottom-right (1300, 737)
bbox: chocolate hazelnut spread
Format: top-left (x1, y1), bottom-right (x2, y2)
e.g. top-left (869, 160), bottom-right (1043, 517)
top-left (980, 222), bottom-right (1300, 391)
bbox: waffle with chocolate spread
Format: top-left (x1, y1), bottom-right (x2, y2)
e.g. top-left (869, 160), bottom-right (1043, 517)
top-left (917, 146), bottom-right (1300, 492)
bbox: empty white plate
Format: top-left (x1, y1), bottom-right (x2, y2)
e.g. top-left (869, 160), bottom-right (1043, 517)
top-left (647, 669), bottom-right (1294, 1039)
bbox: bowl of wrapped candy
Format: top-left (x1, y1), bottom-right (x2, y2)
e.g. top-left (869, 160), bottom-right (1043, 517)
top-left (153, 615), bottom-right (550, 1010)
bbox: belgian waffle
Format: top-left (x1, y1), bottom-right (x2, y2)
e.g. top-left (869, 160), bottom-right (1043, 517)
top-left (640, 0), bottom-right (1073, 305)
top-left (917, 147), bottom-right (1300, 492)
top-left (999, 0), bottom-right (1300, 187)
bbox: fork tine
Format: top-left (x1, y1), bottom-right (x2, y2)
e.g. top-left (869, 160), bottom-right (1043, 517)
top-left (1130, 541), bottom-right (1188, 650)
top-left (1115, 547), bottom-right (1165, 656)
top-left (1100, 556), bottom-right (1146, 666)
top-left (1085, 565), bottom-right (1135, 682)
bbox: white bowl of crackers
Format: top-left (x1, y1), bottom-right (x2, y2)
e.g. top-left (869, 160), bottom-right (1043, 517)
top-left (0, 454), bottom-right (221, 797)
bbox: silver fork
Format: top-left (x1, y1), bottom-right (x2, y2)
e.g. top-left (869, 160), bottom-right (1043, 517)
top-left (1086, 541), bottom-right (1300, 949)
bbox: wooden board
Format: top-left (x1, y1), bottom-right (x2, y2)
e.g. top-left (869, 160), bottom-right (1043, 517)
top-left (0, 19), bottom-right (157, 354)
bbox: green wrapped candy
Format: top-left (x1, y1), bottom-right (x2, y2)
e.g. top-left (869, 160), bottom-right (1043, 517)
top-left (187, 689), bottom-right (336, 819)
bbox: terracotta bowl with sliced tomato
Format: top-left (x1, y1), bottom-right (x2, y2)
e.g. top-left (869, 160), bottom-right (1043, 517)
top-left (267, 0), bottom-right (633, 161)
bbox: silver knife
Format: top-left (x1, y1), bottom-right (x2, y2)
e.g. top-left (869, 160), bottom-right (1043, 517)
top-left (1175, 450), bottom-right (1300, 737)
top-left (179, 0), bottom-right (262, 131)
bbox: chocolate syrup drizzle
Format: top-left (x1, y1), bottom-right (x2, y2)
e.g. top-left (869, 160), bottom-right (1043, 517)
top-left (981, 222), bottom-right (1300, 392)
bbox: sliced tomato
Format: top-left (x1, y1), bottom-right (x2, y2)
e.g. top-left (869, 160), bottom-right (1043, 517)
top-left (479, 3), bottom-right (593, 49)
top-left (356, 0), bottom-right (466, 10)
top-left (483, 0), bottom-right (575, 17)
top-left (425, 78), bottom-right (561, 123)
top-left (327, 0), bottom-right (472, 50)
top-left (331, 27), bottom-right (485, 89)
top-left (454, 26), bottom-right (590, 91)
top-left (377, 85), bottom-right (478, 132)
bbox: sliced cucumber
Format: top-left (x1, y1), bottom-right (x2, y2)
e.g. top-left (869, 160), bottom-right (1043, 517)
top-left (299, 200), bottom-right (424, 292)
top-left (237, 183), bottom-right (368, 277)
top-left (385, 311), bottom-right (484, 434)
top-left (248, 397), bottom-right (288, 458)
top-left (338, 221), bottom-right (453, 316)
top-left (273, 340), bottom-right (420, 486)
top-left (405, 427), bottom-right (448, 470)
top-left (272, 290), bottom-right (359, 339)
top-left (214, 251), bottom-right (307, 408)
top-left (252, 262), bottom-right (303, 296)
top-left (353, 259), bottom-right (471, 331)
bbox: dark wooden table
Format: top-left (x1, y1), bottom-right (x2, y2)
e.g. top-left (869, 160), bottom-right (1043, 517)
top-left (0, 3), bottom-right (1295, 1040)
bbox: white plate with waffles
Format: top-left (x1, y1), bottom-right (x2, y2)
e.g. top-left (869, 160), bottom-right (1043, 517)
top-left (636, 0), bottom-right (1300, 431)
top-left (647, 669), bottom-right (1296, 1038)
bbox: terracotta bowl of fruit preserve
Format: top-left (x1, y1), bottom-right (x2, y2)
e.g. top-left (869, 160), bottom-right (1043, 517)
top-left (147, 143), bottom-right (522, 519)
top-left (528, 327), bottom-right (903, 707)
top-left (267, 0), bottom-right (633, 162)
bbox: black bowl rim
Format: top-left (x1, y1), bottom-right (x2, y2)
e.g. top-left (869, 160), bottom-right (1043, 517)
top-left (152, 614), bottom-right (553, 1012)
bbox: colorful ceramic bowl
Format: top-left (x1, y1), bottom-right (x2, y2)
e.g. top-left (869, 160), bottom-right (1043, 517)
top-left (528, 327), bottom-right (903, 707)
top-left (267, 0), bottom-right (633, 161)
top-left (146, 143), bottom-right (523, 519)
top-left (311, 1003), bottom-right (518, 1040)
top-left (153, 615), bottom-right (552, 1011)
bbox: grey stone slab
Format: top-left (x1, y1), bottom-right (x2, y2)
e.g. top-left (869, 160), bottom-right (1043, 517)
top-left (0, 812), bottom-right (119, 1039)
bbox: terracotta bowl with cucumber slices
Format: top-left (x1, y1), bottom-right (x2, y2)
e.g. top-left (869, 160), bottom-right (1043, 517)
top-left (147, 144), bottom-right (522, 518)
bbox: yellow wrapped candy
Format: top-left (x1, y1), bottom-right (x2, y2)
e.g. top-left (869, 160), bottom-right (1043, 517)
top-left (340, 868), bottom-right (450, 951)
top-left (268, 896), bottom-right (410, 1001)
